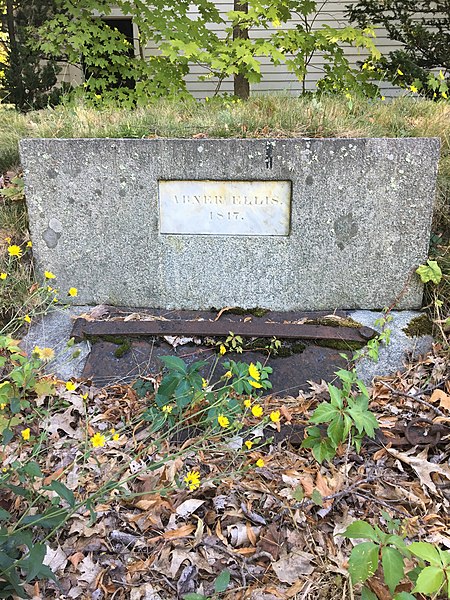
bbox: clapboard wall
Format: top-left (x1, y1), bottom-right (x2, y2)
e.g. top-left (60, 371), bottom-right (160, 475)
top-left (60, 1), bottom-right (403, 97)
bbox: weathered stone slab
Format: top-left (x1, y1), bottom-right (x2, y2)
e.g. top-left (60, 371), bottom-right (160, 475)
top-left (20, 138), bottom-right (440, 310)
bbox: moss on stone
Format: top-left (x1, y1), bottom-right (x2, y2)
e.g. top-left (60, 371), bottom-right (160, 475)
top-left (314, 339), bottom-right (365, 351)
top-left (309, 316), bottom-right (364, 329)
top-left (403, 314), bottom-right (433, 337)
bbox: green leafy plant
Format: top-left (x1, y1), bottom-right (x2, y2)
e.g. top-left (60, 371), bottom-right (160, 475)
top-left (302, 368), bottom-right (379, 463)
top-left (0, 175), bottom-right (25, 202)
top-left (343, 516), bottom-right (450, 599)
top-left (0, 336), bottom-right (56, 442)
top-left (221, 331), bottom-right (244, 354)
top-left (268, 336), bottom-right (282, 354)
top-left (0, 0), bottom-right (66, 111)
top-left (143, 356), bottom-right (272, 434)
top-left (37, 0), bottom-right (381, 105)
top-left (347, 0), bottom-right (450, 101)
top-left (417, 260), bottom-right (443, 285)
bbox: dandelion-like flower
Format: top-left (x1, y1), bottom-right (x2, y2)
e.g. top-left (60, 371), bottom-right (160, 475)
top-left (184, 470), bottom-right (201, 491)
top-left (218, 414), bottom-right (229, 428)
top-left (248, 363), bottom-right (260, 381)
top-left (244, 440), bottom-right (253, 449)
top-left (251, 404), bottom-right (263, 418)
top-left (0, 403), bottom-right (6, 410)
top-left (219, 344), bottom-right (226, 355)
top-left (244, 398), bottom-right (252, 408)
top-left (201, 378), bottom-right (208, 388)
top-left (255, 458), bottom-right (264, 468)
top-left (162, 405), bottom-right (173, 414)
top-left (0, 273), bottom-right (7, 280)
top-left (68, 287), bottom-right (78, 297)
top-left (65, 381), bottom-right (76, 392)
top-left (44, 271), bottom-right (56, 279)
top-left (34, 346), bottom-right (55, 361)
top-left (270, 410), bottom-right (281, 423)
top-left (91, 432), bottom-right (106, 448)
top-left (8, 245), bottom-right (22, 258)
top-left (21, 428), bottom-right (31, 441)
top-left (26, 241), bottom-right (32, 248)
top-left (249, 380), bottom-right (262, 389)
top-left (24, 315), bottom-right (31, 324)
top-left (224, 370), bottom-right (232, 379)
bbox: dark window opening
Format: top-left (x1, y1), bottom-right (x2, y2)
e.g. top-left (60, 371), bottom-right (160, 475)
top-left (83, 17), bottom-right (135, 90)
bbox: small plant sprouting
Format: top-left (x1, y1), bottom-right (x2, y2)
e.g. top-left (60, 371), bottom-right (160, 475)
top-left (219, 331), bottom-right (244, 354)
top-left (302, 368), bottom-right (379, 463)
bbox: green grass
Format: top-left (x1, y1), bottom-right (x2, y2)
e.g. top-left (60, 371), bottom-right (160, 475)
top-left (0, 94), bottom-right (449, 334)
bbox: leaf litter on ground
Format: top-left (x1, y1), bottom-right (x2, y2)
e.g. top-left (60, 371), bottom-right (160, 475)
top-left (3, 344), bottom-right (450, 600)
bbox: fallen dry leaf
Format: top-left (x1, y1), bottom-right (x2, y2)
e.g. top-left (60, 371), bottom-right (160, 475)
top-left (388, 447), bottom-right (450, 495)
top-left (430, 389), bottom-right (450, 410)
top-left (272, 551), bottom-right (315, 584)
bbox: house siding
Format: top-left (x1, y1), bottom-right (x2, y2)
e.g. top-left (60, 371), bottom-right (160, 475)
top-left (61, 1), bottom-right (403, 97)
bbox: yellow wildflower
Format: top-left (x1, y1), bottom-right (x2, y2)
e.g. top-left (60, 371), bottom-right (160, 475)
top-left (410, 85), bottom-right (418, 93)
top-left (244, 440), bottom-right (253, 449)
top-left (91, 432), bottom-right (106, 448)
top-left (110, 429), bottom-right (120, 442)
top-left (0, 273), bottom-right (7, 280)
top-left (26, 241), bottom-right (32, 248)
top-left (270, 410), bottom-right (281, 423)
top-left (24, 315), bottom-right (31, 324)
top-left (4, 237), bottom-right (11, 243)
top-left (244, 398), bottom-right (252, 408)
top-left (34, 346), bottom-right (55, 361)
top-left (162, 405), bottom-right (173, 413)
top-left (251, 404), bottom-right (263, 418)
top-left (256, 458), bottom-right (265, 468)
top-left (381, 96), bottom-right (386, 101)
top-left (218, 414), bottom-right (229, 428)
top-left (81, 393), bottom-right (88, 400)
top-left (219, 344), bottom-right (226, 355)
top-left (8, 245), bottom-right (22, 258)
top-left (21, 428), bottom-right (31, 441)
top-left (202, 378), bottom-right (208, 388)
top-left (248, 363), bottom-right (260, 381)
top-left (224, 370), bottom-right (232, 379)
top-left (397, 68), bottom-right (403, 76)
top-left (0, 403), bottom-right (6, 410)
top-left (249, 380), bottom-right (263, 389)
top-left (442, 91), bottom-right (448, 99)
top-left (66, 381), bottom-right (76, 392)
top-left (184, 470), bottom-right (201, 491)
top-left (68, 287), bottom-right (78, 297)
top-left (439, 70), bottom-right (445, 80)
top-left (44, 271), bottom-right (56, 279)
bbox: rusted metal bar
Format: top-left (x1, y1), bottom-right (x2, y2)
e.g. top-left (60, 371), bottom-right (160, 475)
top-left (71, 317), bottom-right (376, 344)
